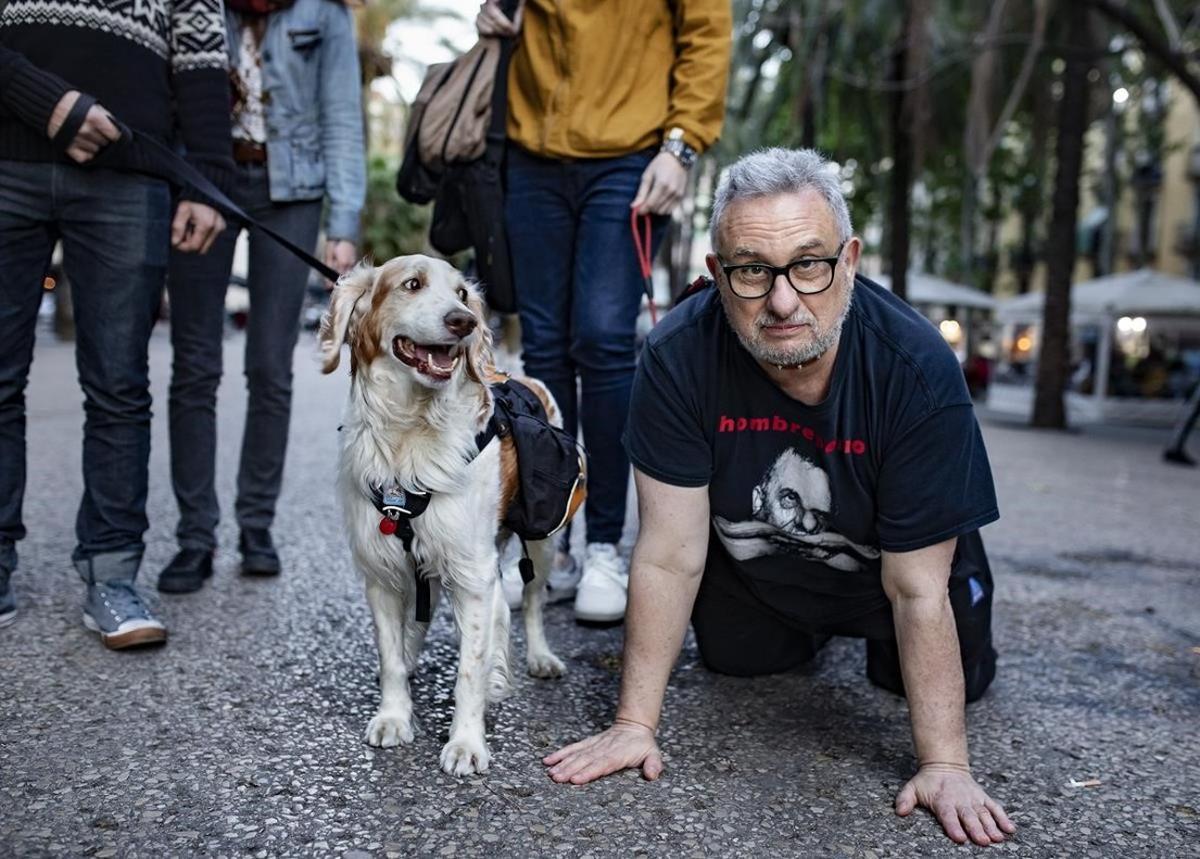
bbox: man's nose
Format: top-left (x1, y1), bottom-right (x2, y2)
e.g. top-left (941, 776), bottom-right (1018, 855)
top-left (444, 310), bottom-right (477, 338)
top-left (767, 273), bottom-right (802, 317)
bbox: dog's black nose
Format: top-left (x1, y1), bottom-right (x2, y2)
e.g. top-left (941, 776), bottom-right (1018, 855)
top-left (443, 310), bottom-right (477, 338)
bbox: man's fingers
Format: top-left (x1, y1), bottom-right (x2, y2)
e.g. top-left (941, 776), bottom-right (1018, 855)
top-left (934, 801), bottom-right (968, 844)
top-left (978, 807), bottom-right (1006, 843)
top-left (630, 171), bottom-right (655, 213)
top-left (985, 798), bottom-right (1016, 833)
top-left (171, 204), bottom-right (192, 246)
top-left (958, 806), bottom-right (991, 847)
top-left (94, 111), bottom-right (121, 142)
top-left (642, 749), bottom-right (663, 781)
top-left (894, 783), bottom-right (916, 816)
top-left (544, 737), bottom-right (594, 766)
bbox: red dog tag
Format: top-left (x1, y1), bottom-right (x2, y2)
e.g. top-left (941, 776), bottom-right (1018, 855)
top-left (379, 517), bottom-right (397, 535)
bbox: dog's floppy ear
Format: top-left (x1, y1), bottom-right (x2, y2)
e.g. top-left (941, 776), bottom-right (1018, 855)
top-left (463, 286), bottom-right (495, 387)
top-left (320, 263), bottom-right (374, 374)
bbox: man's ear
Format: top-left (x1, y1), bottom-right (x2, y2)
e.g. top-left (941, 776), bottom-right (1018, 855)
top-left (319, 263), bottom-right (374, 374)
top-left (705, 253), bottom-right (720, 278)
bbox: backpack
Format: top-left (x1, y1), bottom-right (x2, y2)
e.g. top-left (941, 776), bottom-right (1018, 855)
top-left (479, 379), bottom-right (587, 542)
top-left (396, 4), bottom-right (520, 313)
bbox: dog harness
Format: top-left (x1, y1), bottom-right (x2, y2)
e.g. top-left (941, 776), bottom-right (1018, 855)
top-left (368, 378), bottom-right (583, 623)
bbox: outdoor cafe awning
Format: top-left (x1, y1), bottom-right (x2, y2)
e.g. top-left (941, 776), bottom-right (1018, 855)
top-left (996, 268), bottom-right (1200, 322)
top-left (872, 271), bottom-right (998, 311)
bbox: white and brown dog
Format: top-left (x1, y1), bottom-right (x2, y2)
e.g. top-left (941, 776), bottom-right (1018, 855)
top-left (320, 254), bottom-right (574, 776)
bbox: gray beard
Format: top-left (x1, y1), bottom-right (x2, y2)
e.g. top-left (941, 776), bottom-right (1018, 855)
top-left (721, 284), bottom-right (853, 368)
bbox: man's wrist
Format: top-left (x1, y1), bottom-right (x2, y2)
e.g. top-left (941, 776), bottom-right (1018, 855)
top-left (660, 126), bottom-right (697, 169)
top-left (613, 713), bottom-right (657, 735)
top-left (918, 759), bottom-right (972, 774)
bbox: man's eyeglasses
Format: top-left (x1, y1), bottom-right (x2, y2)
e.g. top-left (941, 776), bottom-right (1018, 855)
top-left (718, 242), bottom-right (846, 298)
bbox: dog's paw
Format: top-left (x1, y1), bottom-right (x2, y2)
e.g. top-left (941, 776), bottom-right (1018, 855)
top-left (364, 711), bottom-right (415, 748)
top-left (439, 736), bottom-right (491, 776)
top-left (527, 651), bottom-right (567, 679)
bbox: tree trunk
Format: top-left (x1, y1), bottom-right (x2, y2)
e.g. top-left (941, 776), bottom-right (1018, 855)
top-left (1032, 5), bottom-right (1092, 429)
top-left (888, 5), bottom-right (913, 302)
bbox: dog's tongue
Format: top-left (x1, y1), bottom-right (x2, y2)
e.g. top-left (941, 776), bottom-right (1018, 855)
top-left (414, 344), bottom-right (455, 371)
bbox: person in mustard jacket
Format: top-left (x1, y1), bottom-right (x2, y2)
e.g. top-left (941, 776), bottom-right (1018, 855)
top-left (478, 0), bottom-right (731, 624)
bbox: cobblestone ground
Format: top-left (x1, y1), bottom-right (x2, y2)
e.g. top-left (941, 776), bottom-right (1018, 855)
top-left (2, 328), bottom-right (1197, 858)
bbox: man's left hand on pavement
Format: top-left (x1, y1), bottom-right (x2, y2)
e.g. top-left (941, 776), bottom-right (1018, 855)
top-left (895, 762), bottom-right (1017, 846)
top-left (631, 152), bottom-right (688, 216)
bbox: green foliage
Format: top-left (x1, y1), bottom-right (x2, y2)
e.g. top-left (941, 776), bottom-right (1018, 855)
top-left (359, 155), bottom-right (430, 264)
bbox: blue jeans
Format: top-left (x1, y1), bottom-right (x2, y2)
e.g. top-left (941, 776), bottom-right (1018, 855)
top-left (505, 147), bottom-right (666, 545)
top-left (166, 163), bottom-right (322, 550)
top-left (0, 160), bottom-right (170, 583)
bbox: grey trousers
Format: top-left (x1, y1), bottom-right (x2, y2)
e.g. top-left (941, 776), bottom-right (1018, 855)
top-left (165, 163), bottom-right (322, 550)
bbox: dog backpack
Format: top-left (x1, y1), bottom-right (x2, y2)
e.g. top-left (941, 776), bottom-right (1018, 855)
top-left (476, 379), bottom-right (587, 542)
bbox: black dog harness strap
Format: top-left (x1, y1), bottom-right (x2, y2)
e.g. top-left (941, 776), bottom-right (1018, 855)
top-left (370, 483), bottom-right (434, 622)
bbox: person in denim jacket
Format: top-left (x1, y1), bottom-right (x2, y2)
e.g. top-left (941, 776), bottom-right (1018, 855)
top-left (158, 0), bottom-right (366, 593)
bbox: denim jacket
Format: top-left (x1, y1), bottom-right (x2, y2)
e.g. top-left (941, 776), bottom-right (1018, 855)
top-left (226, 0), bottom-right (366, 242)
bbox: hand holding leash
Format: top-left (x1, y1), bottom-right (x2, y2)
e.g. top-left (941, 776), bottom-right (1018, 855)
top-left (46, 90), bottom-right (120, 164)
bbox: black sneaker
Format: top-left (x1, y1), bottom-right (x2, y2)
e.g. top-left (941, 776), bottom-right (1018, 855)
top-left (239, 529), bottom-right (281, 576)
top-left (1163, 449), bottom-right (1196, 467)
top-left (157, 549), bottom-right (214, 594)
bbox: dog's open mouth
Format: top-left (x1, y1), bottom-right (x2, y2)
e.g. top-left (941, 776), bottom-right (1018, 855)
top-left (392, 336), bottom-right (461, 379)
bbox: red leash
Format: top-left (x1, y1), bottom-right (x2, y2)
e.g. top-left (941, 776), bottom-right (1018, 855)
top-left (631, 210), bottom-right (658, 327)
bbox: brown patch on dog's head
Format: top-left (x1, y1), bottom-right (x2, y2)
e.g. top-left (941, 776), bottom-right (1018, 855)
top-left (461, 289), bottom-right (497, 420)
top-left (319, 262), bottom-right (375, 374)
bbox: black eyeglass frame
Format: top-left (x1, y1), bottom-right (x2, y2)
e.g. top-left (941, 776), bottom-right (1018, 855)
top-left (717, 241), bottom-right (847, 298)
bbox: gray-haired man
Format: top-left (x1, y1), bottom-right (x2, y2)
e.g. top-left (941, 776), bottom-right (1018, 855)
top-left (543, 148), bottom-right (1016, 847)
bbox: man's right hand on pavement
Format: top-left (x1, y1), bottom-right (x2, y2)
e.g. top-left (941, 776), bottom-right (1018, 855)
top-left (46, 90), bottom-right (121, 164)
top-left (543, 718), bottom-right (663, 785)
top-left (476, 0), bottom-right (521, 36)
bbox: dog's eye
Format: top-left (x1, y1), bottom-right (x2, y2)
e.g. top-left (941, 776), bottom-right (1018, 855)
top-left (457, 286), bottom-right (468, 302)
top-left (402, 277), bottom-right (422, 291)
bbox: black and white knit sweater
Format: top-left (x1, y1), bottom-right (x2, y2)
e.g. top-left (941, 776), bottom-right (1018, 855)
top-left (0, 0), bottom-right (233, 192)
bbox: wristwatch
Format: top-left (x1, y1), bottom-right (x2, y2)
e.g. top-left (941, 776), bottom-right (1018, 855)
top-left (660, 127), bottom-right (698, 169)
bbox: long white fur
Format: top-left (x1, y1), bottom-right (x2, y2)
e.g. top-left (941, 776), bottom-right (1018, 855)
top-left (322, 255), bottom-right (565, 777)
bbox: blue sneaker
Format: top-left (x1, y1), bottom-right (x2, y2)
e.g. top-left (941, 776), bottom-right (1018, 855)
top-left (0, 568), bottom-right (15, 628)
top-left (82, 581), bottom-right (167, 650)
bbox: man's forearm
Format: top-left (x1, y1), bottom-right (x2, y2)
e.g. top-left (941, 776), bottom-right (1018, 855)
top-left (891, 593), bottom-right (970, 766)
top-left (614, 560), bottom-right (703, 732)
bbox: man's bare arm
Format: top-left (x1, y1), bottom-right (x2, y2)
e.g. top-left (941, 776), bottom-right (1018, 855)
top-left (882, 539), bottom-right (1016, 846)
top-left (544, 470), bottom-right (709, 784)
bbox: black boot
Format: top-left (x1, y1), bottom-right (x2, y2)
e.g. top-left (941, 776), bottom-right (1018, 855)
top-left (239, 529), bottom-right (281, 576)
top-left (1163, 448), bottom-right (1196, 467)
top-left (157, 548), bottom-right (214, 594)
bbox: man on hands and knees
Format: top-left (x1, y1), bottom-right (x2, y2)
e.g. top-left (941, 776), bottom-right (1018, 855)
top-left (544, 148), bottom-right (1016, 847)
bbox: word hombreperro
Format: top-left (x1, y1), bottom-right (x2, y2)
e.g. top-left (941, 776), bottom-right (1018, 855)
top-left (717, 414), bottom-right (868, 456)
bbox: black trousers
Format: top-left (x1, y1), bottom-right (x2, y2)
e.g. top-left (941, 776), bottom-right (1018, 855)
top-left (691, 554), bottom-right (997, 703)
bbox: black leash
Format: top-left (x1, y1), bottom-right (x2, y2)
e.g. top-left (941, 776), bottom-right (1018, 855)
top-left (53, 94), bottom-right (341, 283)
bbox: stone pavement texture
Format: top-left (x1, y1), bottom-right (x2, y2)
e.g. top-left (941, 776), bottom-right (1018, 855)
top-left (2, 329), bottom-right (1198, 859)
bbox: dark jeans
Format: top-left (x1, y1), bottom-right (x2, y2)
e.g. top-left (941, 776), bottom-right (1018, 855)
top-left (166, 164), bottom-right (321, 550)
top-left (505, 146), bottom-right (666, 545)
top-left (691, 552), bottom-right (997, 703)
top-left (0, 160), bottom-right (170, 583)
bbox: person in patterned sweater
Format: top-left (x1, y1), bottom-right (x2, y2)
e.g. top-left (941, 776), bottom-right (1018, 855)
top-left (0, 0), bottom-right (233, 650)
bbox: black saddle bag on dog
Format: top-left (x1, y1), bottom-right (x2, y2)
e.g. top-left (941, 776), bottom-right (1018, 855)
top-left (480, 379), bottom-right (586, 541)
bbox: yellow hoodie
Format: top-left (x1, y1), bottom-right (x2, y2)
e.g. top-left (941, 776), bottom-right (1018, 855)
top-left (507, 0), bottom-right (732, 159)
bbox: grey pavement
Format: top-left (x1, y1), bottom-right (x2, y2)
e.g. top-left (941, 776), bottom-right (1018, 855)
top-left (2, 327), bottom-right (1198, 858)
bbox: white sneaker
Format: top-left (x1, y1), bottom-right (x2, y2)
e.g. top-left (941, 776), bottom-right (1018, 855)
top-left (573, 543), bottom-right (628, 623)
top-left (545, 551), bottom-right (580, 604)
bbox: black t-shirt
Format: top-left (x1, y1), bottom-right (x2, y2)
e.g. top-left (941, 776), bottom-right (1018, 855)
top-left (625, 276), bottom-right (999, 633)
